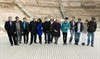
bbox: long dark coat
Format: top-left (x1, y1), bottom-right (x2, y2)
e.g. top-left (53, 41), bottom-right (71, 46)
top-left (52, 22), bottom-right (61, 37)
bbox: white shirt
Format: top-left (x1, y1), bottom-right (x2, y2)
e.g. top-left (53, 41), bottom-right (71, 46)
top-left (77, 23), bottom-right (81, 33)
top-left (51, 21), bottom-right (53, 24)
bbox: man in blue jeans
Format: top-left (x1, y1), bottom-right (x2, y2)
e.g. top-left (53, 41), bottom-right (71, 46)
top-left (87, 17), bottom-right (97, 47)
top-left (74, 18), bottom-right (83, 45)
top-left (69, 16), bottom-right (76, 44)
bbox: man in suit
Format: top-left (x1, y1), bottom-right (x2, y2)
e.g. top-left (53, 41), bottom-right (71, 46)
top-left (13, 16), bottom-right (23, 45)
top-left (29, 18), bottom-right (38, 45)
top-left (48, 17), bottom-right (54, 43)
top-left (22, 17), bottom-right (29, 44)
top-left (4, 16), bottom-right (17, 46)
top-left (43, 17), bottom-right (50, 44)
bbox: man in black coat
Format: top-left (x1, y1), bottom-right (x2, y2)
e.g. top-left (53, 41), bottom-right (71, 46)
top-left (87, 17), bottom-right (97, 47)
top-left (4, 16), bottom-right (17, 46)
top-left (48, 18), bottom-right (54, 43)
top-left (13, 16), bottom-right (23, 45)
top-left (22, 17), bottom-right (29, 44)
top-left (74, 18), bottom-right (83, 45)
top-left (29, 18), bottom-right (38, 45)
top-left (43, 17), bottom-right (50, 44)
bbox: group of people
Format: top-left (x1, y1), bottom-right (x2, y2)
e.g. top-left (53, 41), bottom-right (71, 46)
top-left (4, 16), bottom-right (97, 47)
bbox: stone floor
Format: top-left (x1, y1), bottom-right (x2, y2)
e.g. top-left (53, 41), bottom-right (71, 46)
top-left (0, 31), bottom-right (100, 59)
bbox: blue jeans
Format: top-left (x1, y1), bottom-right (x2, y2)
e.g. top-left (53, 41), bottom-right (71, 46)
top-left (75, 32), bottom-right (81, 44)
top-left (69, 29), bottom-right (75, 43)
top-left (87, 32), bottom-right (94, 46)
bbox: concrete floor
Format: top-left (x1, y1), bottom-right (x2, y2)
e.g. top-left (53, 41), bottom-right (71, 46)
top-left (0, 31), bottom-right (100, 59)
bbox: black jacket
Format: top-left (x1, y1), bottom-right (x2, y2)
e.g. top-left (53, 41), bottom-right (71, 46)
top-left (4, 21), bottom-right (14, 34)
top-left (29, 21), bottom-right (38, 34)
top-left (49, 21), bottom-right (54, 32)
top-left (52, 22), bottom-right (61, 37)
top-left (75, 22), bottom-right (83, 32)
top-left (87, 21), bottom-right (97, 32)
top-left (70, 20), bottom-right (76, 30)
top-left (43, 21), bottom-right (50, 33)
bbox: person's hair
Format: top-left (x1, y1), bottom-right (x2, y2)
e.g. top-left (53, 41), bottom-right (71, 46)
top-left (65, 17), bottom-right (68, 20)
top-left (91, 17), bottom-right (95, 20)
top-left (23, 17), bottom-right (27, 20)
top-left (44, 17), bottom-right (47, 19)
top-left (8, 16), bottom-right (12, 19)
top-left (78, 18), bottom-right (81, 21)
top-left (85, 20), bottom-right (88, 22)
top-left (15, 16), bottom-right (19, 19)
top-left (72, 16), bottom-right (75, 19)
top-left (38, 18), bottom-right (42, 23)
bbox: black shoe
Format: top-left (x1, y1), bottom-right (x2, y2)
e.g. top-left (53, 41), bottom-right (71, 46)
top-left (63, 43), bottom-right (67, 45)
top-left (54, 42), bottom-right (57, 45)
top-left (82, 43), bottom-right (85, 46)
top-left (87, 44), bottom-right (89, 46)
top-left (29, 43), bottom-right (32, 45)
top-left (19, 42), bottom-right (21, 43)
top-left (91, 45), bottom-right (94, 47)
top-left (48, 42), bottom-right (50, 44)
top-left (45, 42), bottom-right (47, 44)
top-left (15, 44), bottom-right (19, 46)
top-left (75, 43), bottom-right (78, 45)
top-left (34, 42), bottom-right (37, 44)
top-left (39, 42), bottom-right (42, 44)
top-left (11, 44), bottom-right (13, 46)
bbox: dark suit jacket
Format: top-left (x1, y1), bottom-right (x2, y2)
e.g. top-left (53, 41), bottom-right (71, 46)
top-left (4, 21), bottom-right (14, 34)
top-left (29, 21), bottom-right (38, 34)
top-left (43, 21), bottom-right (50, 33)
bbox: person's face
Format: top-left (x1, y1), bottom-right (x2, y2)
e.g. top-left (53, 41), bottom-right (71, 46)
top-left (50, 17), bottom-right (54, 21)
top-left (44, 18), bottom-right (48, 21)
top-left (57, 20), bottom-right (60, 23)
top-left (72, 18), bottom-right (75, 21)
top-left (8, 17), bottom-right (12, 21)
top-left (23, 18), bottom-right (26, 22)
top-left (78, 20), bottom-right (81, 22)
top-left (16, 17), bottom-right (19, 21)
top-left (33, 18), bottom-right (35, 21)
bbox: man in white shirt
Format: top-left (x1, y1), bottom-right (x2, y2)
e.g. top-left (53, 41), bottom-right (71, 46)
top-left (74, 18), bottom-right (83, 45)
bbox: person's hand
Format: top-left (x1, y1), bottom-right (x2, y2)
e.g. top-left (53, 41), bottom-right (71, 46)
top-left (54, 30), bottom-right (57, 32)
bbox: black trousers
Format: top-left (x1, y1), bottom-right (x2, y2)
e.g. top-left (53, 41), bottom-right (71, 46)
top-left (7, 32), bottom-right (16, 45)
top-left (44, 31), bottom-right (49, 43)
top-left (23, 30), bottom-right (29, 44)
top-left (48, 32), bottom-right (53, 43)
top-left (38, 35), bottom-right (42, 44)
top-left (63, 32), bottom-right (67, 44)
top-left (30, 32), bottom-right (37, 44)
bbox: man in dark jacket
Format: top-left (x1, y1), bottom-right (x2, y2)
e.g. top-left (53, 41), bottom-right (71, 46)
top-left (43, 17), bottom-right (50, 44)
top-left (69, 16), bottom-right (76, 44)
top-left (22, 17), bottom-right (29, 44)
top-left (87, 17), bottom-right (97, 47)
top-left (13, 16), bottom-right (23, 45)
top-left (48, 17), bottom-right (54, 43)
top-left (29, 18), bottom-right (38, 45)
top-left (4, 16), bottom-right (17, 46)
top-left (74, 18), bottom-right (83, 45)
